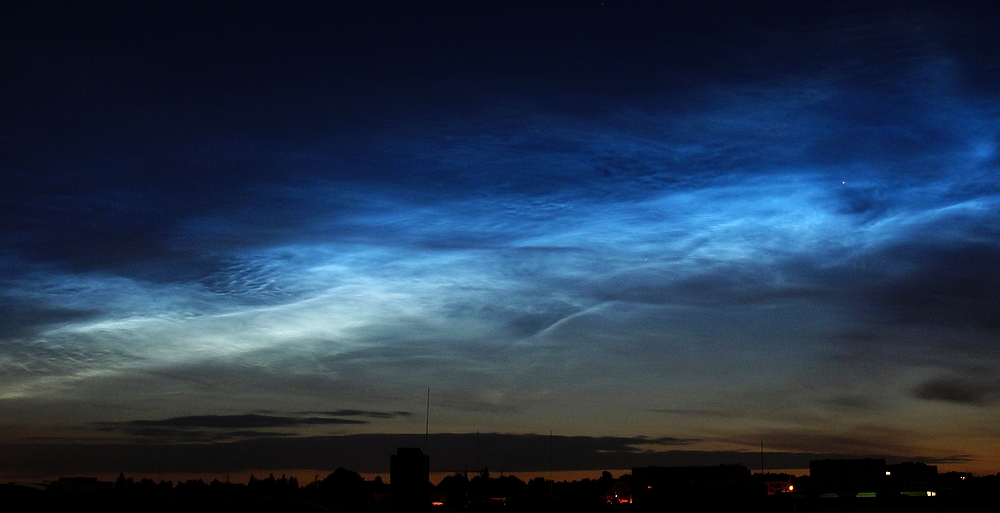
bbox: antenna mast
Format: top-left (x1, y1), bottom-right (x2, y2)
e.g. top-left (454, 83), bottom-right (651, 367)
top-left (425, 388), bottom-right (430, 451)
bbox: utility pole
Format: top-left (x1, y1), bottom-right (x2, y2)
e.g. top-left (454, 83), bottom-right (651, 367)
top-left (549, 431), bottom-right (554, 500)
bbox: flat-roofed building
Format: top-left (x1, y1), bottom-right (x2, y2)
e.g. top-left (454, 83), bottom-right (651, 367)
top-left (390, 447), bottom-right (429, 508)
top-left (810, 458), bottom-right (886, 497)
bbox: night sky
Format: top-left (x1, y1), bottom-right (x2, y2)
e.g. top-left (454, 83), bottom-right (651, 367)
top-left (2, 1), bottom-right (1000, 480)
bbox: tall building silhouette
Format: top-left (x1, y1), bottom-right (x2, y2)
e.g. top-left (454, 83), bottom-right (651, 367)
top-left (390, 447), bottom-right (429, 508)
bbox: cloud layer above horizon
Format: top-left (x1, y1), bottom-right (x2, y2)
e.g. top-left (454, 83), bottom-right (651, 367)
top-left (1, 1), bottom-right (999, 475)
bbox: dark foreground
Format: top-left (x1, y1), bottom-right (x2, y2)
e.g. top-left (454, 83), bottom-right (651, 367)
top-left (2, 484), bottom-right (999, 513)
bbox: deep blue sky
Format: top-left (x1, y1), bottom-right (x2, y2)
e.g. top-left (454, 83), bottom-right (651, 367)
top-left (2, 1), bottom-right (999, 478)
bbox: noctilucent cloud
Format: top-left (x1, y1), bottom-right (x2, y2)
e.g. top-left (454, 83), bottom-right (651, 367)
top-left (1, 1), bottom-right (999, 477)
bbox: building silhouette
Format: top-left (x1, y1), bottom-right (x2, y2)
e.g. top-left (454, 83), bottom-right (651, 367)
top-left (810, 458), bottom-right (886, 496)
top-left (632, 464), bottom-right (755, 504)
top-left (390, 447), bottom-right (429, 509)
